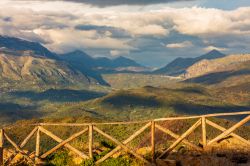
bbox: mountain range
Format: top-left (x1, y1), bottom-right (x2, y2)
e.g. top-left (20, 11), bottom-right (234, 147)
top-left (0, 35), bottom-right (145, 88)
top-left (184, 54), bottom-right (250, 87)
top-left (0, 36), bottom-right (57, 59)
top-left (60, 50), bottom-right (147, 74)
top-left (0, 50), bottom-right (95, 89)
top-left (154, 49), bottom-right (226, 76)
top-left (1, 35), bottom-right (250, 91)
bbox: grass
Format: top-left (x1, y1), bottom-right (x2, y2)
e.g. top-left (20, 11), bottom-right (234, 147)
top-left (1, 81), bottom-right (249, 126)
top-left (102, 73), bottom-right (181, 89)
top-left (0, 63), bottom-right (249, 125)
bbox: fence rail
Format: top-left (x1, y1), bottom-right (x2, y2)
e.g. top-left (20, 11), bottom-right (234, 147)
top-left (0, 111), bottom-right (250, 165)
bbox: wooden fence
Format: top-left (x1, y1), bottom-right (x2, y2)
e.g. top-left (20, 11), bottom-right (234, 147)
top-left (0, 111), bottom-right (250, 165)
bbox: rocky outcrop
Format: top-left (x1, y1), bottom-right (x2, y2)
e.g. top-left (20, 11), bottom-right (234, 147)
top-left (184, 54), bottom-right (250, 79)
top-left (0, 52), bottom-right (96, 88)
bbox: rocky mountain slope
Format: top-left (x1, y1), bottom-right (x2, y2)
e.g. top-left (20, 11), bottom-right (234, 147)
top-left (154, 50), bottom-right (225, 75)
top-left (0, 50), bottom-right (98, 90)
top-left (184, 54), bottom-right (250, 78)
top-left (184, 54), bottom-right (250, 87)
top-left (0, 36), bottom-right (110, 87)
top-left (0, 35), bottom-right (57, 59)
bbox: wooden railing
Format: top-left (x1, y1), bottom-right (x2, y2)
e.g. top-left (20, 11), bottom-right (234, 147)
top-left (0, 111), bottom-right (250, 165)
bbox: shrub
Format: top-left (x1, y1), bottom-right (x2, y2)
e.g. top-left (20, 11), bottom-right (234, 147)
top-left (100, 156), bottom-right (136, 166)
top-left (80, 159), bottom-right (95, 166)
top-left (46, 150), bottom-right (73, 166)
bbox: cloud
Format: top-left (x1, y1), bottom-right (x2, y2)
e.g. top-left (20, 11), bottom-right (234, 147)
top-left (75, 24), bottom-right (131, 38)
top-left (110, 50), bottom-right (130, 56)
top-left (204, 45), bottom-right (228, 52)
top-left (166, 41), bottom-right (193, 48)
top-left (1, 1), bottom-right (250, 66)
top-left (168, 7), bottom-right (250, 36)
top-left (35, 28), bottom-right (134, 53)
top-left (131, 24), bottom-right (169, 36)
top-left (16, 0), bottom-right (194, 7)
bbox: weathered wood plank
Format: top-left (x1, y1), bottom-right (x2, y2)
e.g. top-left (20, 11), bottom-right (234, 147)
top-left (89, 125), bottom-right (93, 159)
top-left (155, 111), bottom-right (250, 122)
top-left (3, 149), bottom-right (17, 165)
top-left (93, 126), bottom-right (150, 164)
top-left (41, 128), bottom-right (88, 159)
top-left (4, 132), bottom-right (34, 164)
top-left (35, 127), bottom-right (40, 164)
top-left (39, 126), bottom-right (89, 159)
top-left (31, 111), bottom-right (250, 126)
top-left (201, 116), bottom-right (207, 148)
top-left (0, 129), bottom-right (3, 166)
top-left (158, 119), bottom-right (201, 159)
top-left (151, 121), bottom-right (155, 162)
top-left (206, 119), bottom-right (250, 146)
top-left (207, 115), bottom-right (250, 146)
top-left (155, 124), bottom-right (202, 151)
top-left (35, 120), bottom-right (149, 126)
top-left (5, 127), bottom-right (38, 165)
top-left (96, 122), bottom-right (151, 164)
top-left (20, 127), bottom-right (38, 148)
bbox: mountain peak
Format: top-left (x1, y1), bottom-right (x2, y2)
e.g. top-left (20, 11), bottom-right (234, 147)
top-left (114, 56), bottom-right (129, 61)
top-left (112, 56), bottom-right (142, 67)
top-left (69, 50), bottom-right (86, 55)
top-left (0, 35), bottom-right (57, 59)
top-left (206, 49), bottom-right (224, 56)
top-left (208, 49), bottom-right (221, 54)
top-left (115, 56), bottom-right (125, 59)
top-left (61, 50), bottom-right (93, 60)
top-left (199, 49), bottom-right (225, 60)
top-left (154, 50), bottom-right (226, 75)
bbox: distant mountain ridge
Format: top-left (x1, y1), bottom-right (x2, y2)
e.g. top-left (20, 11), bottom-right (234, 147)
top-left (0, 35), bottom-right (144, 72)
top-left (184, 54), bottom-right (250, 78)
top-left (184, 54), bottom-right (250, 87)
top-left (0, 35), bottom-right (58, 59)
top-left (60, 50), bottom-right (147, 73)
top-left (0, 36), bottom-right (108, 87)
top-left (0, 51), bottom-right (97, 89)
top-left (0, 35), bottom-right (147, 88)
top-left (154, 50), bottom-right (226, 75)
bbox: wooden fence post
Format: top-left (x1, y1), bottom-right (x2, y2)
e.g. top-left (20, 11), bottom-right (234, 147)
top-left (39, 127), bottom-right (88, 159)
top-left (89, 125), bottom-right (93, 159)
top-left (35, 127), bottom-right (40, 164)
top-left (96, 122), bottom-right (151, 164)
top-left (151, 121), bottom-right (155, 162)
top-left (0, 129), bottom-right (4, 166)
top-left (208, 115), bottom-right (250, 146)
top-left (201, 116), bottom-right (207, 149)
top-left (158, 119), bottom-right (201, 159)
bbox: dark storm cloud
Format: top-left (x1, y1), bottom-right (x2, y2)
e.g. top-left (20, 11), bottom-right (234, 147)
top-left (75, 24), bottom-right (131, 38)
top-left (20, 0), bottom-right (193, 7)
top-left (73, 0), bottom-right (193, 6)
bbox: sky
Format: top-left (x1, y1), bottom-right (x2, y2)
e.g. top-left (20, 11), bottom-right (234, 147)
top-left (1, 0), bottom-right (250, 67)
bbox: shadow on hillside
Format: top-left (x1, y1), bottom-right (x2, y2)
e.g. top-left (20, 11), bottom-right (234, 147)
top-left (102, 94), bottom-right (162, 108)
top-left (10, 89), bottom-right (106, 102)
top-left (143, 86), bottom-right (208, 96)
top-left (170, 101), bottom-right (250, 120)
top-left (185, 69), bottom-right (250, 85)
top-left (174, 86), bottom-right (208, 95)
top-left (0, 102), bottom-right (42, 125)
